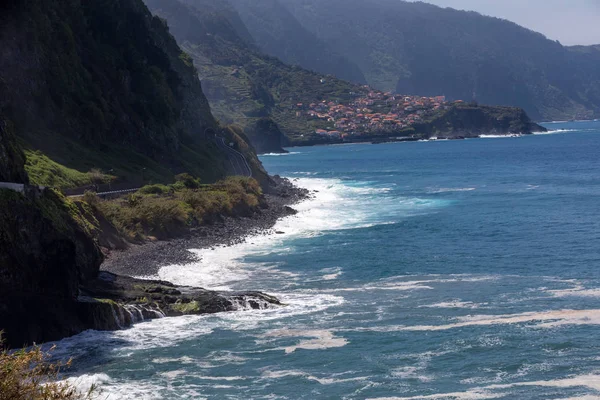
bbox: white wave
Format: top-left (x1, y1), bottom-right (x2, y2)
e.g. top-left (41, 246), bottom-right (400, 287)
top-left (290, 171), bottom-right (319, 175)
top-left (392, 366), bottom-right (434, 383)
top-left (368, 391), bottom-right (501, 400)
top-left (196, 375), bottom-right (248, 381)
top-left (63, 373), bottom-right (171, 400)
top-left (534, 129), bottom-right (577, 135)
top-left (260, 152), bottom-right (301, 156)
top-left (320, 267), bottom-right (343, 280)
top-left (428, 187), bottom-right (476, 194)
top-left (160, 370), bottom-right (187, 380)
top-left (260, 369), bottom-right (369, 385)
top-left (265, 328), bottom-right (348, 353)
top-left (157, 177), bottom-right (447, 290)
top-left (479, 134), bottom-right (522, 138)
top-left (546, 284), bottom-right (600, 298)
top-left (399, 309), bottom-right (600, 331)
top-left (322, 275), bottom-right (498, 294)
top-left (152, 356), bottom-right (195, 364)
top-left (370, 373), bottom-right (600, 399)
top-left (420, 300), bottom-right (482, 309)
top-left (50, 291), bottom-right (344, 364)
top-left (487, 373), bottom-right (600, 392)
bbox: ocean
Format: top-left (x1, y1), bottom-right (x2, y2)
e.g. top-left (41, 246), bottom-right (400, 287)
top-left (55, 120), bottom-right (600, 399)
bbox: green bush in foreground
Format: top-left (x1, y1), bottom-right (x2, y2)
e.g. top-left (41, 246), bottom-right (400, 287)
top-left (0, 335), bottom-right (93, 400)
top-left (94, 176), bottom-right (262, 241)
top-left (137, 184), bottom-right (171, 195)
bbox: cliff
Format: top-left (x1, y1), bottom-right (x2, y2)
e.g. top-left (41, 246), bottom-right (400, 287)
top-left (0, 188), bottom-right (104, 348)
top-left (143, 0), bottom-right (366, 153)
top-left (0, 0), bottom-right (278, 348)
top-left (413, 104), bottom-right (547, 137)
top-left (0, 0), bottom-right (240, 185)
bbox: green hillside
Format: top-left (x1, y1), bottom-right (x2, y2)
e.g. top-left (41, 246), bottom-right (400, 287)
top-left (145, 0), bottom-right (369, 150)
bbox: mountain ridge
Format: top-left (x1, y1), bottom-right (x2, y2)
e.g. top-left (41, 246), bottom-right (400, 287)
top-left (230, 0), bottom-right (600, 121)
top-left (145, 0), bottom-right (545, 151)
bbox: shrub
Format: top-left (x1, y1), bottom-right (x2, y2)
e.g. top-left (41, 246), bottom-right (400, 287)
top-left (96, 177), bottom-right (262, 239)
top-left (0, 334), bottom-right (94, 400)
top-left (174, 173), bottom-right (201, 189)
top-left (137, 184), bottom-right (170, 195)
top-left (99, 196), bottom-right (191, 239)
top-left (87, 168), bottom-right (107, 187)
top-left (82, 191), bottom-right (100, 208)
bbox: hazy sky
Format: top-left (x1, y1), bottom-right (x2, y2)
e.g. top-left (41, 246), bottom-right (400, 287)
top-left (412, 0), bottom-right (600, 45)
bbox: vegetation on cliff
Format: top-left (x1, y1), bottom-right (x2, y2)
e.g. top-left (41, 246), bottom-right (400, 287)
top-left (95, 175), bottom-right (263, 241)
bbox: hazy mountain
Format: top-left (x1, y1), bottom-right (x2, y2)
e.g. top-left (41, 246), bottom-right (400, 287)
top-left (226, 0), bottom-right (367, 84)
top-left (233, 0), bottom-right (600, 121)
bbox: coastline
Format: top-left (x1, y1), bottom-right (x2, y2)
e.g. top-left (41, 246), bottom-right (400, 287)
top-left (101, 176), bottom-right (310, 278)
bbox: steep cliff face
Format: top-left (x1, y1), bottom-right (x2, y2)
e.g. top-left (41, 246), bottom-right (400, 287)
top-left (244, 119), bottom-right (286, 154)
top-left (0, 189), bottom-right (104, 348)
top-left (0, 0), bottom-right (231, 183)
top-left (413, 104), bottom-right (546, 137)
top-left (144, 0), bottom-right (290, 154)
top-left (144, 0), bottom-right (366, 151)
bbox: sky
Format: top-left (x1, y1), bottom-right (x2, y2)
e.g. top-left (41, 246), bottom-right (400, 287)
top-left (412, 0), bottom-right (600, 45)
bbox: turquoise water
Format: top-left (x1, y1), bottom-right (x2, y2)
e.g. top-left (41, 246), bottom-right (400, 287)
top-left (57, 121), bottom-right (600, 399)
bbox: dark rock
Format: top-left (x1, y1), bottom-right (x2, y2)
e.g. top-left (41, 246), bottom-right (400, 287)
top-left (80, 272), bottom-right (281, 322)
top-left (0, 189), bottom-right (104, 348)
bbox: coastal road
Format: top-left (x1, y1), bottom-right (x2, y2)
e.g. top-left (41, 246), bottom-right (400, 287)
top-left (1, 138), bottom-right (254, 200)
top-left (215, 137), bottom-right (253, 177)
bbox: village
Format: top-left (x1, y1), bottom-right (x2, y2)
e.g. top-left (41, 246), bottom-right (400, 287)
top-left (294, 88), bottom-right (453, 139)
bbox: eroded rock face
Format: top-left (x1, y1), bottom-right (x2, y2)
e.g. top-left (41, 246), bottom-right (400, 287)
top-left (0, 189), bottom-right (104, 348)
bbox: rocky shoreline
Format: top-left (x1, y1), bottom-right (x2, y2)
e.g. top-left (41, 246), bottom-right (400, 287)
top-left (74, 176), bottom-right (312, 337)
top-left (101, 176), bottom-right (310, 277)
top-left (0, 177), bottom-right (310, 348)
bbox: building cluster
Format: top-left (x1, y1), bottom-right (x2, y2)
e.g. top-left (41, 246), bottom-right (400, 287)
top-left (295, 90), bottom-right (451, 138)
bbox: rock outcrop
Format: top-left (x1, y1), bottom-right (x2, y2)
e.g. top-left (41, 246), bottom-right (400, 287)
top-left (80, 272), bottom-right (281, 329)
top-left (0, 189), bottom-right (104, 348)
top-left (244, 118), bottom-right (287, 154)
top-left (412, 104), bottom-right (547, 137)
